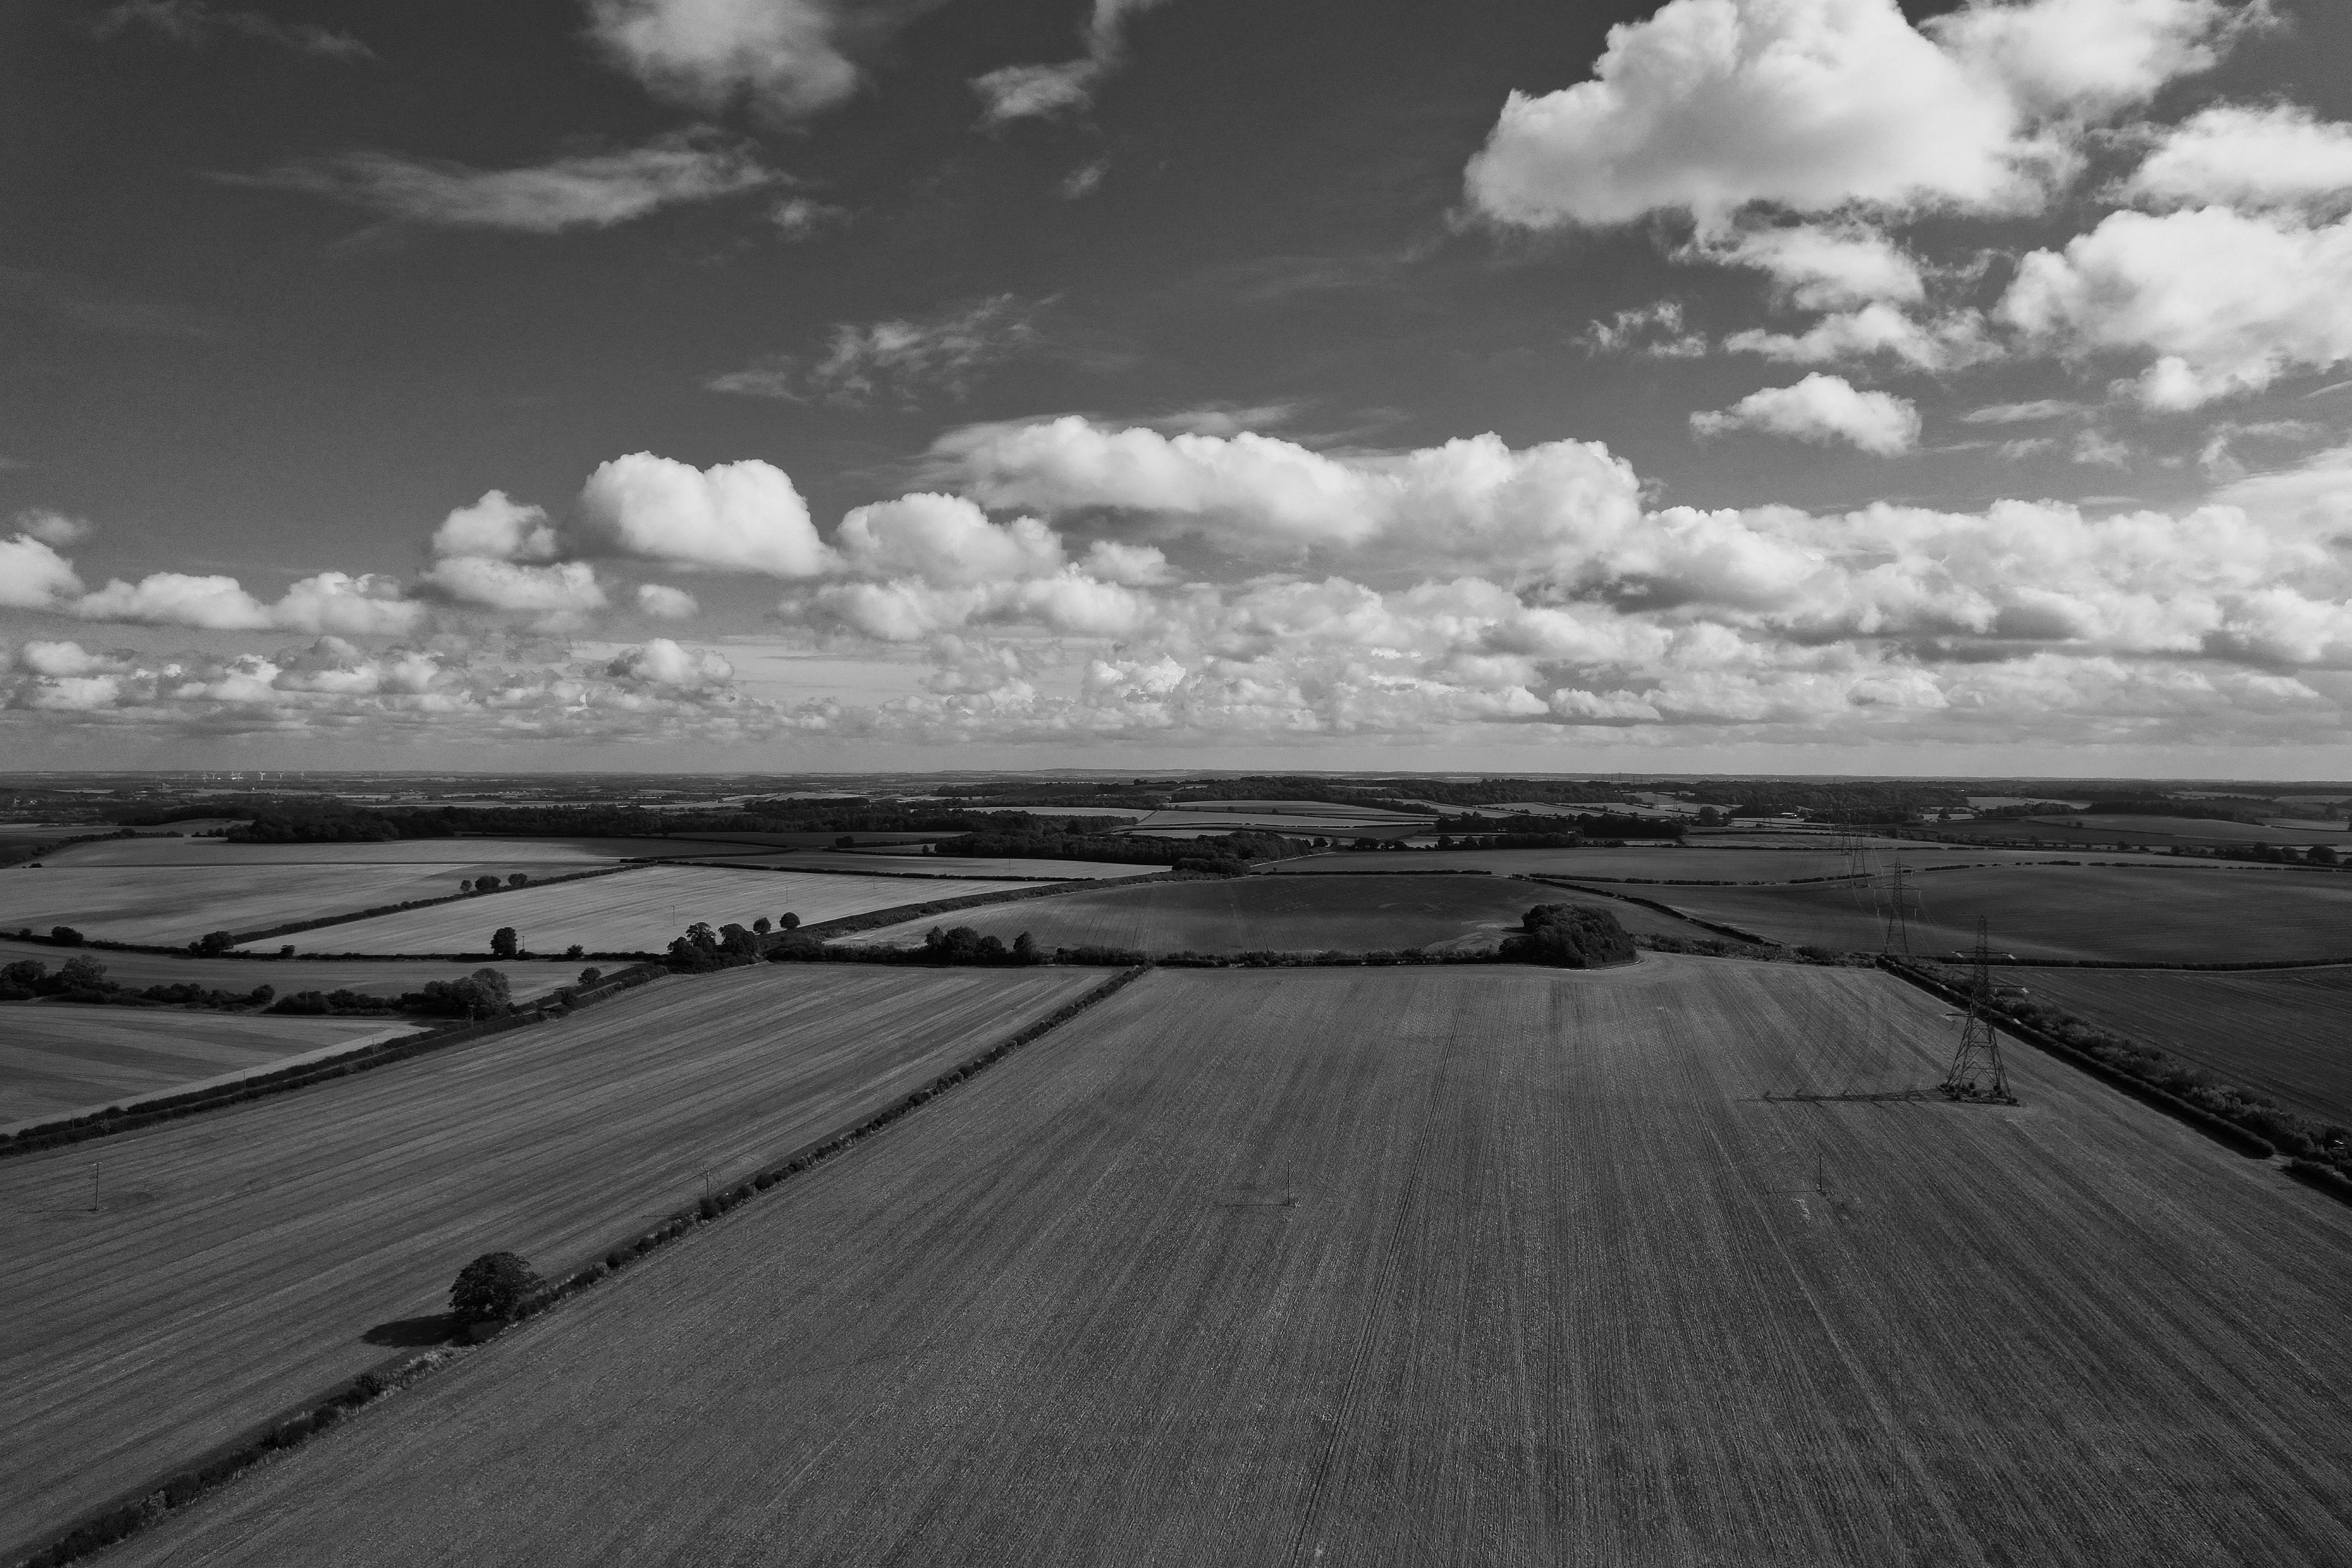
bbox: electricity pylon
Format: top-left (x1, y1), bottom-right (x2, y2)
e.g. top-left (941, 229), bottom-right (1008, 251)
top-left (1941, 917), bottom-right (2016, 1104)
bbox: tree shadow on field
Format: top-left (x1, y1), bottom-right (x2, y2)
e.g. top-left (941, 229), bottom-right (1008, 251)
top-left (363, 1314), bottom-right (459, 1348)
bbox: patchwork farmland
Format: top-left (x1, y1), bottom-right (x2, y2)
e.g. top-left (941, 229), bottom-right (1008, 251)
top-left (1997, 964), bottom-right (2352, 1125)
top-left (95, 960), bottom-right (2352, 1568)
top-left (837, 871), bottom-right (1697, 955)
top-left (235, 864), bottom-right (1041, 955)
top-left (1614, 863), bottom-right (2352, 963)
top-left (0, 963), bottom-right (1105, 1553)
top-left (1272, 843), bottom-right (2068, 882)
top-left (0, 1008), bottom-right (410, 1125)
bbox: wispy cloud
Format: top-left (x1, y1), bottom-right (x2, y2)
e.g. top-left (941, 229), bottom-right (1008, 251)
top-left (225, 133), bottom-right (776, 234)
top-left (971, 0), bottom-right (1173, 125)
top-left (0, 265), bottom-right (226, 340)
top-left (92, 0), bottom-right (371, 60)
top-left (707, 295), bottom-right (1045, 406)
top-left (587, 0), bottom-right (943, 122)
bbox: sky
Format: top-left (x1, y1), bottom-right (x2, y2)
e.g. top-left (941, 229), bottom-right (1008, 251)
top-left (5, 0), bottom-right (2352, 777)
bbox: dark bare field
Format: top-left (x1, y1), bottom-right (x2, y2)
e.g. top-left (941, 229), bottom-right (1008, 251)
top-left (0, 964), bottom-right (1102, 1555)
top-left (2000, 965), bottom-right (2352, 1125)
top-left (838, 872), bottom-right (1695, 954)
top-left (101, 960), bottom-right (2352, 1568)
top-left (1635, 863), bottom-right (2352, 962)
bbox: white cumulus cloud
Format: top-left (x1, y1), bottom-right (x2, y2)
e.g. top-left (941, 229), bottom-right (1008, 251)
top-left (576, 453), bottom-right (835, 577)
top-left (431, 490), bottom-right (559, 562)
top-left (634, 583), bottom-right (701, 619)
top-left (2001, 205), bottom-right (2352, 407)
top-left (0, 533), bottom-right (86, 608)
top-left (1462, 0), bottom-right (2247, 231)
top-left (587, 0), bottom-right (934, 121)
top-left (1690, 373), bottom-right (1921, 453)
top-left (417, 557), bottom-right (608, 615)
top-left (71, 570), bottom-right (425, 634)
top-left (2122, 102), bottom-right (2352, 214)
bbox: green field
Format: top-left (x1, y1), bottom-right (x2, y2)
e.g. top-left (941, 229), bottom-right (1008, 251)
top-left (1998, 965), bottom-right (2352, 1126)
top-left (0, 864), bottom-right (475, 947)
top-left (0, 963), bottom-right (1105, 1554)
top-left (97, 961), bottom-right (2352, 1567)
top-left (0, 1008), bottom-right (410, 1125)
top-left (0, 938), bottom-right (586, 1001)
top-left (1628, 864), bottom-right (2352, 963)
top-left (837, 872), bottom-right (1685, 954)
top-left (235, 864), bottom-right (1036, 956)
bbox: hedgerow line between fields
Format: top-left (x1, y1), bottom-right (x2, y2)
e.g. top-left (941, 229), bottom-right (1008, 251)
top-left (8, 966), bottom-right (1150, 1568)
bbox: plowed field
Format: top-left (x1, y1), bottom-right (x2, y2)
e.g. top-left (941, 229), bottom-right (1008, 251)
top-left (0, 963), bottom-right (1103, 1555)
top-left (836, 872), bottom-right (1679, 954)
top-left (236, 864), bottom-right (1034, 955)
top-left (100, 960), bottom-right (2352, 1568)
top-left (1997, 965), bottom-right (2352, 1125)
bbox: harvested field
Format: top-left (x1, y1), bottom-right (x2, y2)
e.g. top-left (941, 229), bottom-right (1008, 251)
top-left (101, 959), bottom-right (2352, 1568)
top-left (1274, 845), bottom-right (2066, 882)
top-left (1995, 965), bottom-right (2352, 1125)
top-left (236, 864), bottom-right (1035, 956)
top-left (0, 938), bottom-right (584, 1002)
top-left (0, 864), bottom-right (463, 947)
top-left (0, 963), bottom-right (1103, 1554)
top-left (1631, 864), bottom-right (2352, 963)
top-left (0, 1008), bottom-right (407, 1125)
top-left (836, 872), bottom-right (1669, 954)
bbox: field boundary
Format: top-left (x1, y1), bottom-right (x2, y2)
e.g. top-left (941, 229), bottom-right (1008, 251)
top-left (6, 965), bottom-right (1150, 1568)
top-left (0, 965), bottom-right (669, 1158)
top-left (1519, 877), bottom-right (1775, 945)
top-left (1877, 959), bottom-right (2275, 1158)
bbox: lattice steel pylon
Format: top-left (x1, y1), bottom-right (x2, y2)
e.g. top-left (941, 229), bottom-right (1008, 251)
top-left (1880, 852), bottom-right (1918, 956)
top-left (1941, 916), bottom-right (2016, 1104)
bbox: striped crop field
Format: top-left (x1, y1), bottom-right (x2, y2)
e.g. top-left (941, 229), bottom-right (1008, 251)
top-left (1994, 965), bottom-right (2352, 1126)
top-left (0, 1008), bottom-right (409, 1126)
top-left (1635, 863), bottom-right (2352, 962)
top-left (98, 959), bottom-right (2352, 1567)
top-left (37, 836), bottom-right (695, 869)
top-left (234, 864), bottom-right (1038, 956)
top-left (0, 864), bottom-right (469, 947)
top-left (835, 872), bottom-right (1683, 955)
top-left (0, 963), bottom-right (1104, 1555)
top-left (0, 938), bottom-right (587, 1002)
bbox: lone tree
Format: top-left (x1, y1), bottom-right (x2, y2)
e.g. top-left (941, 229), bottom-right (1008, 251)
top-left (490, 926), bottom-right (520, 959)
top-left (447, 1251), bottom-right (542, 1324)
top-left (778, 912), bottom-right (800, 930)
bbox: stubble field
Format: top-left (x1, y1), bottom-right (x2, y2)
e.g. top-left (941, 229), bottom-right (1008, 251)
top-left (235, 864), bottom-right (1038, 955)
top-left (0, 962), bottom-right (1105, 1556)
top-left (99, 959), bottom-right (2352, 1568)
top-left (0, 1008), bottom-right (409, 1125)
top-left (1997, 964), bottom-right (2352, 1125)
top-left (837, 872), bottom-right (1690, 954)
top-left (1616, 863), bottom-right (2352, 962)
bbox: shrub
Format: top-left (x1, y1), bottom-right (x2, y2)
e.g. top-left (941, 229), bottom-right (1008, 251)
top-left (58, 954), bottom-right (109, 991)
top-left (779, 911), bottom-right (801, 930)
top-left (506, 872), bottom-right (528, 887)
top-left (1498, 904), bottom-right (1636, 968)
top-left (50, 925), bottom-right (84, 946)
top-left (753, 916), bottom-right (772, 935)
top-left (564, 943), bottom-right (585, 959)
top-left (578, 967), bottom-right (603, 986)
top-left (447, 1251), bottom-right (541, 1323)
top-left (194, 930), bottom-right (235, 956)
top-left (766, 933), bottom-right (827, 962)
